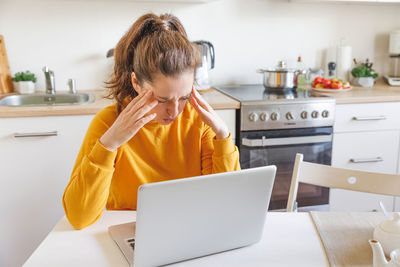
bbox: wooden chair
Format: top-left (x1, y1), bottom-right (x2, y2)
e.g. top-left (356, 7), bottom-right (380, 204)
top-left (286, 153), bottom-right (400, 212)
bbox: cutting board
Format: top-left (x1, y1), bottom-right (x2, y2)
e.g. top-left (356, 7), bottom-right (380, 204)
top-left (0, 35), bottom-right (14, 94)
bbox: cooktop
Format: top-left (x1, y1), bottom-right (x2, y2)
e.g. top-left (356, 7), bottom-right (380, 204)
top-left (215, 84), bottom-right (332, 103)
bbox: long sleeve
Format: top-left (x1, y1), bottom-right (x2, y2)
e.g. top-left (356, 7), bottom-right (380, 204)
top-left (62, 109), bottom-right (118, 230)
top-left (201, 125), bottom-right (241, 175)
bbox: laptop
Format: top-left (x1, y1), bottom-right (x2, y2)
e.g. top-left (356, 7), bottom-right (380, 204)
top-left (108, 165), bottom-right (276, 267)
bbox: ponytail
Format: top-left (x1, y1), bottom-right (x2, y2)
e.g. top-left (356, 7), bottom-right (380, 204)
top-left (106, 13), bottom-right (200, 113)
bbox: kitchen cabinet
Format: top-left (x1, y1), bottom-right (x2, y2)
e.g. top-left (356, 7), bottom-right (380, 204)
top-left (330, 102), bottom-right (400, 212)
top-left (0, 115), bottom-right (94, 267)
top-left (215, 109), bottom-right (236, 144)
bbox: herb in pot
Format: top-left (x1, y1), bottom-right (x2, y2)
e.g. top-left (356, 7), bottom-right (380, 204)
top-left (351, 59), bottom-right (378, 78)
top-left (12, 71), bottom-right (37, 82)
top-left (351, 59), bottom-right (378, 88)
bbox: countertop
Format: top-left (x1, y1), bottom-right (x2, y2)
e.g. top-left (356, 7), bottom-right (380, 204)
top-left (1, 80), bottom-right (400, 118)
top-left (317, 79), bottom-right (400, 104)
top-left (23, 211), bottom-right (328, 267)
top-left (0, 88), bottom-right (240, 118)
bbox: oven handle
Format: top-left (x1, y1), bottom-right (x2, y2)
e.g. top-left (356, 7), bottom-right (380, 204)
top-left (241, 134), bottom-right (332, 147)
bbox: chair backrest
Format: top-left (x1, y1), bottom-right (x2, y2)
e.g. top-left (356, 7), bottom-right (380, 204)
top-left (286, 153), bottom-right (400, 212)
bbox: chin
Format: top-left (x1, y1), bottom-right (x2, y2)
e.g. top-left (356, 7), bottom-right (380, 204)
top-left (157, 118), bottom-right (175, 125)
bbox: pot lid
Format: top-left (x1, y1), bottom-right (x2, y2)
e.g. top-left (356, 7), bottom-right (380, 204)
top-left (261, 61), bottom-right (296, 73)
top-left (380, 213), bottom-right (400, 234)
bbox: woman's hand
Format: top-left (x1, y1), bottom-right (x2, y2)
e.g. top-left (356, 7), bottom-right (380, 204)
top-left (100, 90), bottom-right (158, 151)
top-left (190, 87), bottom-right (230, 139)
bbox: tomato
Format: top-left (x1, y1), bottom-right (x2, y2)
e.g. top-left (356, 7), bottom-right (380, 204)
top-left (331, 81), bottom-right (343, 89)
top-left (311, 83), bottom-right (317, 88)
top-left (316, 83), bottom-right (324, 89)
top-left (314, 76), bottom-right (324, 84)
top-left (323, 79), bottom-right (332, 88)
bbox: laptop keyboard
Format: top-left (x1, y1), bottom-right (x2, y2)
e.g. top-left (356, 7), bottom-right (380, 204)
top-left (126, 238), bottom-right (135, 251)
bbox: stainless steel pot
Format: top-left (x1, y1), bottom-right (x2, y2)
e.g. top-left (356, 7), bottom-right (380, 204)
top-left (258, 61), bottom-right (298, 90)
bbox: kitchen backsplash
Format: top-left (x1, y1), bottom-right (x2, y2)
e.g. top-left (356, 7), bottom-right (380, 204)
top-left (0, 0), bottom-right (399, 91)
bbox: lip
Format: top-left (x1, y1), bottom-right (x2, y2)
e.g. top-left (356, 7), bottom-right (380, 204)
top-left (163, 118), bottom-right (175, 123)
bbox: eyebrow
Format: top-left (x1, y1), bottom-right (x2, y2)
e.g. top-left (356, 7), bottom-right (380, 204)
top-left (156, 92), bottom-right (192, 101)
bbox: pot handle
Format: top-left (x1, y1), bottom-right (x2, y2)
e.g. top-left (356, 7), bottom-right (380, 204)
top-left (257, 69), bottom-right (267, 73)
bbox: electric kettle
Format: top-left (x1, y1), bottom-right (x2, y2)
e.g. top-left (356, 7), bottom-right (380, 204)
top-left (192, 40), bottom-right (215, 90)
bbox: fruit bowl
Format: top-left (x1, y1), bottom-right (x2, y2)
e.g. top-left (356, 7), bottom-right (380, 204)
top-left (311, 87), bottom-right (352, 93)
top-left (310, 77), bottom-right (352, 92)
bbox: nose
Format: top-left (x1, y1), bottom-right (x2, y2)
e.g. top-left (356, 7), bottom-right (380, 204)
top-left (167, 100), bottom-right (179, 118)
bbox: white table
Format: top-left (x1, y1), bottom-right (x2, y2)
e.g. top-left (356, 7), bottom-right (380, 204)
top-left (24, 211), bottom-right (329, 267)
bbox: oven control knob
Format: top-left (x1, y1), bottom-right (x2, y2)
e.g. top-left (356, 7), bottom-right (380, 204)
top-left (249, 112), bottom-right (258, 122)
top-left (311, 111), bottom-right (319, 118)
top-left (260, 112), bottom-right (268, 121)
top-left (286, 112), bottom-right (294, 120)
top-left (301, 111), bottom-right (308, 119)
top-left (270, 112), bottom-right (279, 121)
top-left (322, 110), bottom-right (329, 118)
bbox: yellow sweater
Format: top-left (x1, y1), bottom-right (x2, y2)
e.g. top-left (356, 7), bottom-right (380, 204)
top-left (63, 102), bottom-right (240, 229)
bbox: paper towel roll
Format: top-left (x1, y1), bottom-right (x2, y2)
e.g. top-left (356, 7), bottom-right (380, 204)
top-left (336, 45), bottom-right (352, 81)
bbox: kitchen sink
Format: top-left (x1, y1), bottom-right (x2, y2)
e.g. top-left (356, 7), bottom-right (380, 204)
top-left (0, 93), bottom-right (95, 106)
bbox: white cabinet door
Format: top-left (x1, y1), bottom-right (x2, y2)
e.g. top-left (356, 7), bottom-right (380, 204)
top-left (330, 130), bottom-right (400, 212)
top-left (215, 109), bottom-right (236, 144)
top-left (0, 115), bottom-right (94, 267)
top-left (395, 197), bottom-right (400, 211)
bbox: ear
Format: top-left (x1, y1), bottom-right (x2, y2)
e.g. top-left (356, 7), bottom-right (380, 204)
top-left (131, 72), bottom-right (141, 95)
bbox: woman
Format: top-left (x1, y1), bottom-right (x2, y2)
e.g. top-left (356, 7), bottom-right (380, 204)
top-left (63, 13), bottom-right (240, 230)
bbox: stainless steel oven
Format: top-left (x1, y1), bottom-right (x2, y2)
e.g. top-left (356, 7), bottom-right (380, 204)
top-left (216, 85), bottom-right (336, 210)
top-left (239, 126), bottom-right (332, 210)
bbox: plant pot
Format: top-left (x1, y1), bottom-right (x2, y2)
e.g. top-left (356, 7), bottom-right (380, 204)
top-left (13, 81), bottom-right (36, 94)
top-left (351, 77), bottom-right (375, 88)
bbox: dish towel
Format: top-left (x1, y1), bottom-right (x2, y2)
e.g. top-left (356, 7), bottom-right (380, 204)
top-left (309, 212), bottom-right (386, 267)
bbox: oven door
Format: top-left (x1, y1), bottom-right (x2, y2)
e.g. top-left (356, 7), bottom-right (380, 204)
top-left (239, 127), bottom-right (332, 210)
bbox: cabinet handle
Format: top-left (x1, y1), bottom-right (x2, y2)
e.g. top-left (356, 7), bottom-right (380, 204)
top-left (13, 131), bottom-right (58, 138)
top-left (350, 157), bottom-right (383, 163)
top-left (352, 116), bottom-right (386, 121)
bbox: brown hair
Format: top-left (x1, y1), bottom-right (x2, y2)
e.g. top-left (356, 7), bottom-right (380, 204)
top-left (106, 13), bottom-right (200, 113)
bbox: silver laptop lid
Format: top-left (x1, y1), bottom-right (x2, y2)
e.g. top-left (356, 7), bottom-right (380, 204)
top-left (133, 166), bottom-right (276, 267)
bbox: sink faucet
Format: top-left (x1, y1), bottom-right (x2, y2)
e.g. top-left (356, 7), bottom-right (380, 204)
top-left (42, 66), bottom-right (55, 95)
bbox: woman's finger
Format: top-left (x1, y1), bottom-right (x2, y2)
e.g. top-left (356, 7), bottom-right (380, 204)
top-left (134, 112), bottom-right (157, 129)
top-left (192, 88), bottom-right (213, 112)
top-left (191, 96), bottom-right (209, 117)
top-left (133, 99), bottom-right (158, 121)
top-left (124, 89), bottom-right (150, 113)
top-left (128, 90), bottom-right (154, 115)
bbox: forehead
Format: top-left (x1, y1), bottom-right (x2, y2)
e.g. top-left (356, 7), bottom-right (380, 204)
top-left (147, 72), bottom-right (193, 98)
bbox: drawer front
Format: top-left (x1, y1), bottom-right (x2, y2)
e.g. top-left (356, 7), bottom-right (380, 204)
top-left (332, 130), bottom-right (399, 174)
top-left (330, 130), bottom-right (399, 212)
top-left (334, 102), bottom-right (400, 133)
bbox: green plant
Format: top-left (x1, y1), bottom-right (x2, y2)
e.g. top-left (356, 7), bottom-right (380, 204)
top-left (12, 71), bottom-right (37, 82)
top-left (351, 59), bottom-right (378, 79)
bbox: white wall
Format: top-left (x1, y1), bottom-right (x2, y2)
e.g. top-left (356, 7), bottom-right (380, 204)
top-left (1, 0), bottom-right (400, 92)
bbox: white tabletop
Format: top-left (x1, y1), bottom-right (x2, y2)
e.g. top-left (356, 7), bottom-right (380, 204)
top-left (24, 211), bottom-right (329, 267)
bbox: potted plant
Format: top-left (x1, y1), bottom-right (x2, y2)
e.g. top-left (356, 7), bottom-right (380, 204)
top-left (12, 71), bottom-right (37, 94)
top-left (351, 59), bottom-right (378, 88)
